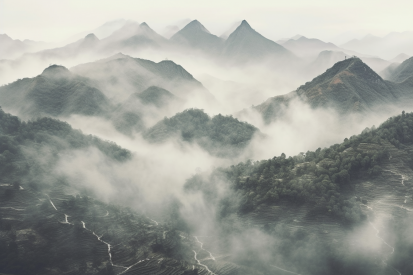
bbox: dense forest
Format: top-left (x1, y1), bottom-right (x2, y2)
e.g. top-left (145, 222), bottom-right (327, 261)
top-left (185, 111), bottom-right (413, 224)
top-left (144, 108), bottom-right (258, 157)
top-left (0, 107), bottom-right (130, 186)
top-left (0, 107), bottom-right (196, 275)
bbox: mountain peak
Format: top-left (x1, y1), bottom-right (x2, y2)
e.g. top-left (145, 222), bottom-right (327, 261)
top-left (296, 57), bottom-right (390, 114)
top-left (240, 20), bottom-right (251, 29)
top-left (182, 20), bottom-right (210, 34)
top-left (41, 65), bottom-right (72, 79)
top-left (140, 22), bottom-right (149, 27)
top-left (84, 33), bottom-right (99, 41)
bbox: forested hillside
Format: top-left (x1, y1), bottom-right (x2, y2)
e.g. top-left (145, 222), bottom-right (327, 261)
top-left (144, 109), bottom-right (259, 157)
top-left (186, 111), bottom-right (413, 221)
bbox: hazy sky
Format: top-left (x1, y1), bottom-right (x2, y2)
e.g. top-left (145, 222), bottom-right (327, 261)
top-left (1, 0), bottom-right (413, 44)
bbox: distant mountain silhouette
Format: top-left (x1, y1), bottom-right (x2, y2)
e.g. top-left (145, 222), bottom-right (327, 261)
top-left (222, 20), bottom-right (296, 64)
top-left (106, 22), bottom-right (168, 50)
top-left (71, 53), bottom-right (211, 102)
top-left (0, 34), bottom-right (48, 59)
top-left (31, 33), bottom-right (101, 60)
top-left (341, 32), bottom-right (413, 59)
top-left (390, 53), bottom-right (410, 63)
top-left (170, 20), bottom-right (224, 54)
top-left (281, 36), bottom-right (339, 57)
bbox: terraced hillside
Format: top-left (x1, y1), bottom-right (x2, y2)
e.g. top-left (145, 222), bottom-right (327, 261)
top-left (0, 108), bottom-right (262, 275)
top-left (185, 111), bottom-right (413, 275)
top-left (1, 182), bottom-right (246, 275)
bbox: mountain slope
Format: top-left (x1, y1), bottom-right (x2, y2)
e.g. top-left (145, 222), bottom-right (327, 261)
top-left (390, 53), bottom-right (410, 63)
top-left (71, 53), bottom-right (211, 102)
top-left (185, 110), bottom-right (413, 275)
top-left (222, 20), bottom-right (296, 64)
top-left (308, 50), bottom-right (391, 78)
top-left (282, 36), bottom-right (339, 57)
top-left (25, 33), bottom-right (101, 62)
top-left (135, 86), bottom-right (177, 107)
top-left (386, 56), bottom-right (413, 83)
top-left (0, 65), bottom-right (110, 117)
top-left (111, 86), bottom-right (178, 136)
top-left (143, 109), bottom-right (258, 158)
top-left (296, 58), bottom-right (398, 113)
top-left (170, 20), bottom-right (224, 54)
top-left (105, 22), bottom-right (168, 50)
top-left (256, 58), bottom-right (413, 123)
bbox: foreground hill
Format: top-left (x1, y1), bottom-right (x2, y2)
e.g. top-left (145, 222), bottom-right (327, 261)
top-left (0, 65), bottom-right (110, 118)
top-left (185, 110), bottom-right (413, 275)
top-left (0, 108), bottom-right (266, 275)
top-left (0, 109), bottom-right (206, 275)
top-left (144, 109), bottom-right (258, 158)
top-left (255, 57), bottom-right (413, 123)
top-left (1, 107), bottom-right (413, 274)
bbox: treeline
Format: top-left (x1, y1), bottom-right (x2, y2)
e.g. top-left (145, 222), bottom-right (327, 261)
top-left (144, 108), bottom-right (258, 157)
top-left (0, 107), bottom-right (131, 184)
top-left (185, 111), bottom-right (413, 224)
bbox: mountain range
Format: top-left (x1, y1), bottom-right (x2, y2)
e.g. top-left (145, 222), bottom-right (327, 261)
top-left (341, 32), bottom-right (413, 59)
top-left (70, 53), bottom-right (210, 102)
top-left (3, 19), bottom-right (413, 275)
top-left (0, 34), bottom-right (49, 60)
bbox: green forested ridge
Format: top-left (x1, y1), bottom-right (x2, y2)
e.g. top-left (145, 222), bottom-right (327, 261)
top-left (0, 107), bottom-right (130, 183)
top-left (0, 107), bottom-right (196, 275)
top-left (144, 108), bottom-right (258, 157)
top-left (255, 58), bottom-right (413, 124)
top-left (0, 185), bottom-right (189, 274)
top-left (185, 111), bottom-right (413, 223)
top-left (0, 65), bottom-right (110, 117)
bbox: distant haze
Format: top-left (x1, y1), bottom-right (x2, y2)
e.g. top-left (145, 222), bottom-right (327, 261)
top-left (1, 0), bottom-right (413, 43)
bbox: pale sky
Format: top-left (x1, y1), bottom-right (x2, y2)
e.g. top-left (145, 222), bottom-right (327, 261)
top-left (1, 0), bottom-right (413, 44)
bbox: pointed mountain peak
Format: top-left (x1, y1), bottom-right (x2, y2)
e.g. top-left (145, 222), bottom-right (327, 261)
top-left (181, 20), bottom-right (210, 34)
top-left (240, 20), bottom-right (251, 28)
top-left (301, 57), bottom-right (382, 91)
top-left (41, 65), bottom-right (72, 79)
top-left (137, 22), bottom-right (163, 37)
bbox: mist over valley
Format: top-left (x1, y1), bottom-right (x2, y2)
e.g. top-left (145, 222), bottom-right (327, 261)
top-left (1, 2), bottom-right (413, 274)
